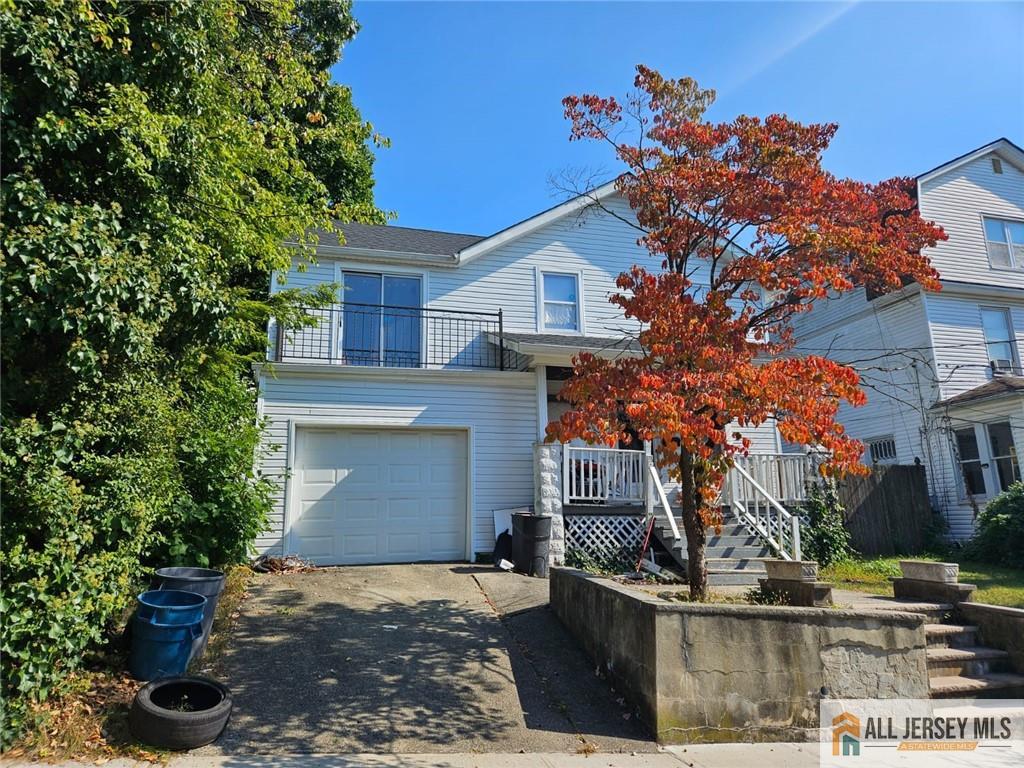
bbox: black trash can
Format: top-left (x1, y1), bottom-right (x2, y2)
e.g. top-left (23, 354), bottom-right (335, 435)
top-left (511, 512), bottom-right (552, 578)
top-left (153, 567), bottom-right (226, 660)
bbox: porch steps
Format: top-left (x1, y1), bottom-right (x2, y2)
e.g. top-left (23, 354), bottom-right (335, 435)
top-left (925, 622), bottom-right (1024, 698)
top-left (651, 514), bottom-right (771, 587)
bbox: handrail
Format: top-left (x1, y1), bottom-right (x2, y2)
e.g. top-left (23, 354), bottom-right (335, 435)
top-left (728, 461), bottom-right (802, 561)
top-left (647, 459), bottom-right (681, 542)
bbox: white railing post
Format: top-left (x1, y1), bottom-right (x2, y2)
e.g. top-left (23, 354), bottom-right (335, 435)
top-left (562, 443), bottom-right (571, 505)
top-left (791, 514), bottom-right (802, 561)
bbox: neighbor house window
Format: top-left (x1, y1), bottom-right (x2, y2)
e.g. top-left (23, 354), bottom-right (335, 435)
top-left (955, 427), bottom-right (987, 497)
top-left (987, 421), bottom-right (1021, 493)
top-left (983, 217), bottom-right (1024, 269)
top-left (341, 271), bottom-right (422, 367)
top-left (980, 307), bottom-right (1019, 374)
top-left (541, 272), bottom-right (581, 331)
top-left (867, 436), bottom-right (897, 464)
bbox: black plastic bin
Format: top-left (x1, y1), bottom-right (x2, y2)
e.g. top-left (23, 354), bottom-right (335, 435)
top-left (153, 567), bottom-right (226, 660)
top-left (511, 512), bottom-right (552, 578)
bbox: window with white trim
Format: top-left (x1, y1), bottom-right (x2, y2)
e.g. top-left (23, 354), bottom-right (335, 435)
top-left (866, 436), bottom-right (897, 464)
top-left (541, 272), bottom-right (580, 331)
top-left (983, 217), bottom-right (1024, 270)
top-left (980, 306), bottom-right (1019, 374)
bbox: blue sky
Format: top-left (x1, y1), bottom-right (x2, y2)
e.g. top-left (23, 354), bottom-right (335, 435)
top-left (335, 1), bottom-right (1023, 235)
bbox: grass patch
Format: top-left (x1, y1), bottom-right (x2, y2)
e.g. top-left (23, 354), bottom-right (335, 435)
top-left (7, 565), bottom-right (252, 762)
top-left (822, 555), bottom-right (1024, 608)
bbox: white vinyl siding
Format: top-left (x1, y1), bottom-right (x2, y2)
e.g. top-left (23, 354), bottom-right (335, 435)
top-left (255, 371), bottom-right (537, 558)
top-left (925, 293), bottom-right (1024, 400)
top-left (918, 155), bottom-right (1024, 288)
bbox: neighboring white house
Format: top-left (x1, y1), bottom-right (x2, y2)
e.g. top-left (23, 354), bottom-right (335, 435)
top-left (788, 138), bottom-right (1024, 540)
top-left (254, 184), bottom-right (794, 568)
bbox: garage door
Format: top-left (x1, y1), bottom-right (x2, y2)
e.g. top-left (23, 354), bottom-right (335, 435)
top-left (291, 427), bottom-right (468, 565)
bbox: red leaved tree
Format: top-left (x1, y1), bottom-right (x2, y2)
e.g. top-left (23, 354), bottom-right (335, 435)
top-left (548, 67), bottom-right (946, 598)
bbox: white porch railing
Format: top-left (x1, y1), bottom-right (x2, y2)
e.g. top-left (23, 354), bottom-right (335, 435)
top-left (646, 456), bottom-right (680, 541)
top-left (562, 446), bottom-right (647, 505)
top-left (725, 461), bottom-right (803, 561)
top-left (729, 452), bottom-right (818, 505)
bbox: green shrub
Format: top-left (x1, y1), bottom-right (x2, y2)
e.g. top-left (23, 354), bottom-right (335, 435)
top-left (153, 374), bottom-right (274, 568)
top-left (0, 374), bottom-right (179, 744)
top-left (800, 480), bottom-right (854, 568)
top-left (964, 482), bottom-right (1024, 568)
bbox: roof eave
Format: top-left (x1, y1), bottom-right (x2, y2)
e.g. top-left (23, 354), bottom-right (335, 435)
top-left (284, 240), bottom-right (459, 266)
top-left (917, 138), bottom-right (1024, 185)
top-left (455, 180), bottom-right (621, 265)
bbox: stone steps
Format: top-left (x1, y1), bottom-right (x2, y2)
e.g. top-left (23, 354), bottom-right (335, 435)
top-left (930, 672), bottom-right (1024, 698)
top-left (925, 618), bottom-right (1024, 698)
top-left (927, 646), bottom-right (1011, 678)
top-left (924, 623), bottom-right (978, 648)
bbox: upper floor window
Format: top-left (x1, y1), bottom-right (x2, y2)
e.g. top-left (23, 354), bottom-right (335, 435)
top-left (983, 217), bottom-right (1024, 270)
top-left (980, 306), bottom-right (1019, 374)
top-left (540, 272), bottom-right (581, 332)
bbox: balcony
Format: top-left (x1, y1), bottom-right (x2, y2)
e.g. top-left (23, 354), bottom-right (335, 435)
top-left (270, 303), bottom-right (525, 370)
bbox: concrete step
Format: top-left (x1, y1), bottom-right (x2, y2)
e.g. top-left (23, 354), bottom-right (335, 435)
top-left (703, 558), bottom-right (768, 572)
top-left (930, 672), bottom-right (1024, 698)
top-left (927, 646), bottom-right (1010, 678)
top-left (707, 569), bottom-right (766, 587)
top-left (703, 546), bottom-right (771, 559)
top-left (925, 624), bottom-right (979, 649)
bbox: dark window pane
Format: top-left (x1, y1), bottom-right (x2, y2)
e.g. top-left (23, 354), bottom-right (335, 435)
top-left (382, 276), bottom-right (421, 366)
top-left (342, 304), bottom-right (381, 365)
top-left (988, 421), bottom-right (1015, 457)
top-left (994, 457), bottom-right (1021, 493)
top-left (343, 272), bottom-right (381, 305)
top-left (956, 427), bottom-right (981, 461)
top-left (961, 461), bottom-right (987, 496)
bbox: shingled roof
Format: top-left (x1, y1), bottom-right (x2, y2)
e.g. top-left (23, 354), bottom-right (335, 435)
top-left (934, 376), bottom-right (1024, 408)
top-left (317, 221), bottom-right (485, 256)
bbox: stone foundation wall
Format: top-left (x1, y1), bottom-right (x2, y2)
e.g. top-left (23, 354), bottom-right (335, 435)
top-left (551, 567), bottom-right (930, 744)
top-left (533, 442), bottom-right (564, 564)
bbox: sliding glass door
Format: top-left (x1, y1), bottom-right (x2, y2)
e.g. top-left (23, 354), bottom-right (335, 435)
top-left (341, 271), bottom-right (422, 367)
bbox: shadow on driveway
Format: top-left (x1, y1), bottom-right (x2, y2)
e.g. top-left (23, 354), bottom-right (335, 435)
top-left (200, 564), bottom-right (653, 755)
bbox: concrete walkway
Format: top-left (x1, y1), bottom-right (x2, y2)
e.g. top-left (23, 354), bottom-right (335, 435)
top-left (196, 564), bottom-right (653, 755)
top-left (9, 744), bottom-right (819, 768)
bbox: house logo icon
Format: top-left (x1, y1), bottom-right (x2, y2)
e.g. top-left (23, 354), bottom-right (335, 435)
top-left (832, 712), bottom-right (861, 757)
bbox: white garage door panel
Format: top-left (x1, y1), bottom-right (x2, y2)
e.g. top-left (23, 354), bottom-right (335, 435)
top-left (292, 428), bottom-right (468, 564)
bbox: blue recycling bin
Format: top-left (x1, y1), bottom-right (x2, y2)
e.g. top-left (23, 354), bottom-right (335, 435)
top-left (135, 589), bottom-right (206, 626)
top-left (128, 613), bottom-right (203, 680)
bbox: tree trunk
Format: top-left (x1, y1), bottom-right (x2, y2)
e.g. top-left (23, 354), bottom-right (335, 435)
top-left (678, 449), bottom-right (709, 600)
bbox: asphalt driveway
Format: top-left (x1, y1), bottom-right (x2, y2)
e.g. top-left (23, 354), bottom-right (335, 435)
top-left (201, 564), bottom-right (654, 754)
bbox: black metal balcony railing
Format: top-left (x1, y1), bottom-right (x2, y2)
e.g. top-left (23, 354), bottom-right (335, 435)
top-left (272, 303), bottom-right (523, 370)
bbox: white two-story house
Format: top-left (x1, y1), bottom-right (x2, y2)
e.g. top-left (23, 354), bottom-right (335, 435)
top-left (789, 138), bottom-right (1024, 540)
top-left (254, 185), bottom-right (799, 572)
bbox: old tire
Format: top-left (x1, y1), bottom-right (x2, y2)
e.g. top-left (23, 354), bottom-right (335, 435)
top-left (129, 677), bottom-right (232, 750)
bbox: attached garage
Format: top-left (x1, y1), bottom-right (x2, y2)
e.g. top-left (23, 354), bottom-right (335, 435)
top-left (290, 427), bottom-right (469, 565)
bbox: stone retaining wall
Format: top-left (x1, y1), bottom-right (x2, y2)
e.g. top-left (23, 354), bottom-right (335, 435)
top-left (550, 567), bottom-right (930, 744)
top-left (959, 602), bottom-right (1024, 673)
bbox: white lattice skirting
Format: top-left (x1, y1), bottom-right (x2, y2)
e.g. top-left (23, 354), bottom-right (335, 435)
top-left (565, 514), bottom-right (646, 560)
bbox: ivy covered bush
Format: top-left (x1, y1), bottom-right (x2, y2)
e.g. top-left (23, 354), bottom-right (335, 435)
top-left (1, 0), bottom-right (382, 744)
top-left (965, 482), bottom-right (1024, 568)
top-left (800, 480), bottom-right (855, 568)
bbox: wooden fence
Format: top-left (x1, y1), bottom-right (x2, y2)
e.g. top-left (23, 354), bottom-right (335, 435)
top-left (837, 464), bottom-right (933, 556)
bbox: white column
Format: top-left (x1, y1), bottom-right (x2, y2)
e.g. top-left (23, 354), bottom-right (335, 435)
top-left (535, 364), bottom-right (548, 441)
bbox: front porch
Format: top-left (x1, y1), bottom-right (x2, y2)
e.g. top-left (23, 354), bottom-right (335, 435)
top-left (534, 440), bottom-right (819, 581)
